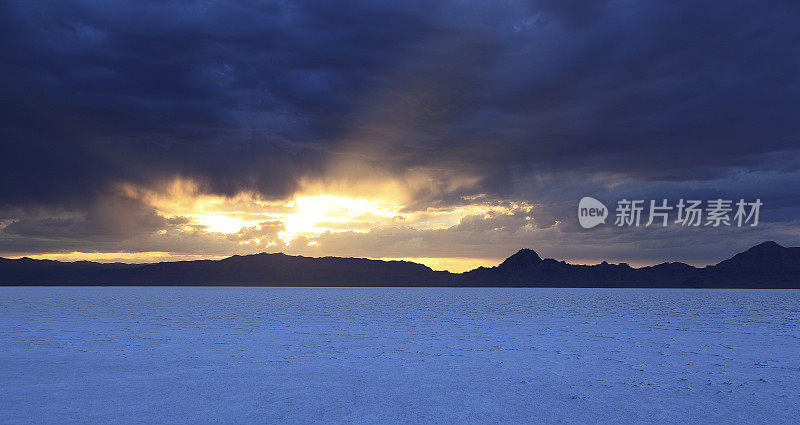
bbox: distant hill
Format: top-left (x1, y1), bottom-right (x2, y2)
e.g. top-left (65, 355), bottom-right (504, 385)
top-left (0, 253), bottom-right (455, 286)
top-left (461, 241), bottom-right (800, 288)
top-left (1, 241), bottom-right (799, 288)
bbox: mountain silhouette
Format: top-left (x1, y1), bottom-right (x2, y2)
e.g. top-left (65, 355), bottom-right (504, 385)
top-left (497, 248), bottom-right (542, 270)
top-left (1, 241), bottom-right (799, 288)
top-left (695, 241), bottom-right (800, 286)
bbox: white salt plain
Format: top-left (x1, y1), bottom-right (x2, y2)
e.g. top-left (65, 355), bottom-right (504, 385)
top-left (1, 287), bottom-right (798, 424)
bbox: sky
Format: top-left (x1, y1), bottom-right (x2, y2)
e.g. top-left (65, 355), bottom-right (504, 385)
top-left (1, 0), bottom-right (799, 272)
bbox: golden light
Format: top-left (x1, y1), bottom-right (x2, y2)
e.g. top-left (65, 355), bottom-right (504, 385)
top-left (113, 178), bottom-right (535, 274)
top-left (278, 194), bottom-right (401, 242)
top-left (377, 257), bottom-right (504, 273)
top-left (15, 179), bottom-right (539, 273)
top-left (119, 179), bottom-right (284, 235)
top-left (13, 251), bottom-right (229, 263)
top-left (191, 213), bottom-right (264, 234)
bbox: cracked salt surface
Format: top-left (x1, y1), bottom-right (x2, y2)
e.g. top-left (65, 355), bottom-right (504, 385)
top-left (1, 287), bottom-right (798, 424)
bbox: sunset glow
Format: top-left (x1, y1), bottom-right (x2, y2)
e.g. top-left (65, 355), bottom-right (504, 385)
top-left (3, 0), bottom-right (798, 272)
top-left (278, 194), bottom-right (402, 242)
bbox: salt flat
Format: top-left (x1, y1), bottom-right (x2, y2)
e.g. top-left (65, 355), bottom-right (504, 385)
top-left (1, 287), bottom-right (798, 424)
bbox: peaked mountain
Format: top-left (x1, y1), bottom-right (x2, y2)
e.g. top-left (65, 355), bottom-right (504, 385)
top-left (461, 249), bottom-right (696, 287)
top-left (496, 248), bottom-right (541, 270)
top-left (710, 241), bottom-right (800, 273)
top-left (1, 241), bottom-right (799, 288)
top-left (698, 241), bottom-right (800, 286)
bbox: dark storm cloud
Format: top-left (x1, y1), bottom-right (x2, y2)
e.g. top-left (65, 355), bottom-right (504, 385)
top-left (1, 190), bottom-right (166, 240)
top-left (3, 0), bottom-right (799, 207)
top-left (424, 0), bottom-right (800, 182)
top-left (0, 0), bottom-right (443, 205)
top-left (2, 0), bottom-right (800, 259)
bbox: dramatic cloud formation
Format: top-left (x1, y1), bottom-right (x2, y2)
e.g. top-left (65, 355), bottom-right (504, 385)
top-left (1, 0), bottom-right (799, 270)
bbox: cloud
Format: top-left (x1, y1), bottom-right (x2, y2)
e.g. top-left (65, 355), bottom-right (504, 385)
top-left (2, 191), bottom-right (165, 240)
top-left (1, 0), bottom-right (800, 265)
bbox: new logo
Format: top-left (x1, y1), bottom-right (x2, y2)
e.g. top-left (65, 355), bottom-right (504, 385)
top-left (578, 197), bottom-right (608, 229)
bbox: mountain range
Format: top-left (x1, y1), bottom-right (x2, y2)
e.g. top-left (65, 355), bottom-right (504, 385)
top-left (1, 241), bottom-right (799, 288)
